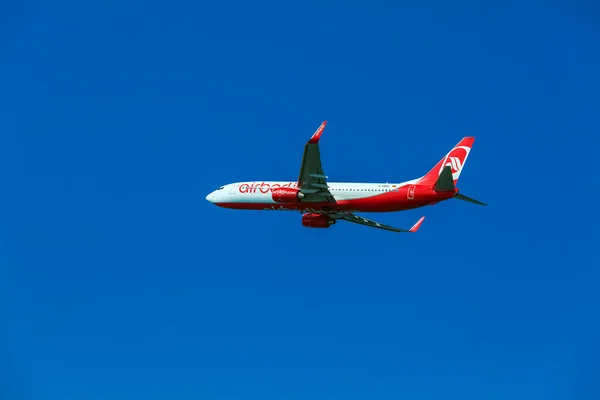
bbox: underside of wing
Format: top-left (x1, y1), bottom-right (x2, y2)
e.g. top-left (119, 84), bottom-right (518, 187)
top-left (297, 121), bottom-right (336, 203)
top-left (331, 213), bottom-right (426, 233)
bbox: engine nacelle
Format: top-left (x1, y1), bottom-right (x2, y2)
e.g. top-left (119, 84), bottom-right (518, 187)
top-left (272, 187), bottom-right (305, 203)
top-left (301, 213), bottom-right (335, 228)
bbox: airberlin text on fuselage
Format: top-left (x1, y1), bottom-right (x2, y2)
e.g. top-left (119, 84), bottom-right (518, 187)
top-left (239, 182), bottom-right (298, 194)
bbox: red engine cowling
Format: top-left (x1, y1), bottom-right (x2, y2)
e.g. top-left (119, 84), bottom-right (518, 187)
top-left (301, 213), bottom-right (335, 228)
top-left (272, 187), bottom-right (305, 203)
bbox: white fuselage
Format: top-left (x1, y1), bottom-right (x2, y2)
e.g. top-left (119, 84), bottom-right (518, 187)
top-left (206, 179), bottom-right (419, 205)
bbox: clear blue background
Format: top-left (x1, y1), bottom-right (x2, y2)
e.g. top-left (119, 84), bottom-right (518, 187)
top-left (2, 1), bottom-right (599, 399)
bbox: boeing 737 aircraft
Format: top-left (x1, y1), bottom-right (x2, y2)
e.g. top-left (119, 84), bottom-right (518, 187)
top-left (206, 121), bottom-right (486, 232)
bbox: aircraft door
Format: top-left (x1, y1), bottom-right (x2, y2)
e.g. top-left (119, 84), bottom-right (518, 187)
top-left (229, 184), bottom-right (237, 195)
top-left (407, 185), bottom-right (416, 200)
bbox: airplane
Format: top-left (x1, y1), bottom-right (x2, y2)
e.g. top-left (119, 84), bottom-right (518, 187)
top-left (206, 121), bottom-right (486, 232)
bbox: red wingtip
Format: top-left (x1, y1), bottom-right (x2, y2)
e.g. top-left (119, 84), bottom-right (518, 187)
top-left (409, 216), bottom-right (425, 232)
top-left (308, 121), bottom-right (327, 144)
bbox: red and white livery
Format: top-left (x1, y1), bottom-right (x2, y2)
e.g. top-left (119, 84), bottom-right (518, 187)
top-left (206, 121), bottom-right (486, 232)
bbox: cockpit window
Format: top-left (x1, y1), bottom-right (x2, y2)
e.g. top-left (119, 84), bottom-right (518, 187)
top-left (218, 186), bottom-right (224, 190)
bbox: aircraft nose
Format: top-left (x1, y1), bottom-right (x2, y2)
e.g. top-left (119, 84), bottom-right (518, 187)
top-left (205, 192), bottom-right (215, 203)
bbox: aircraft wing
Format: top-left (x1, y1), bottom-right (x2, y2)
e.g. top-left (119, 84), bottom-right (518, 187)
top-left (332, 213), bottom-right (425, 233)
top-left (297, 121), bottom-right (336, 203)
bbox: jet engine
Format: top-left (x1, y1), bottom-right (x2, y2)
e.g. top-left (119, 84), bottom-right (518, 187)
top-left (301, 213), bottom-right (335, 228)
top-left (272, 187), bottom-right (305, 203)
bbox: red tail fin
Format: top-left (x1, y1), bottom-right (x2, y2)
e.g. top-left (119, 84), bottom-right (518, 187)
top-left (419, 137), bottom-right (475, 186)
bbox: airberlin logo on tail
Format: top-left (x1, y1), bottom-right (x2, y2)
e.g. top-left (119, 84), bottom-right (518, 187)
top-left (447, 157), bottom-right (463, 172)
top-left (438, 146), bottom-right (470, 179)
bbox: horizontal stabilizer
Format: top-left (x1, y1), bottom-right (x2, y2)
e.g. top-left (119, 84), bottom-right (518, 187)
top-left (455, 193), bottom-right (487, 206)
top-left (433, 165), bottom-right (455, 192)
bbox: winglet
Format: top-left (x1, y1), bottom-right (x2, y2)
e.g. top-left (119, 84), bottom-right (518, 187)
top-left (433, 165), bottom-right (456, 192)
top-left (409, 216), bottom-right (425, 232)
top-left (308, 121), bottom-right (327, 144)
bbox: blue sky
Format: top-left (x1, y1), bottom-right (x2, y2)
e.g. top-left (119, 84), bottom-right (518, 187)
top-left (1, 1), bottom-right (599, 399)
